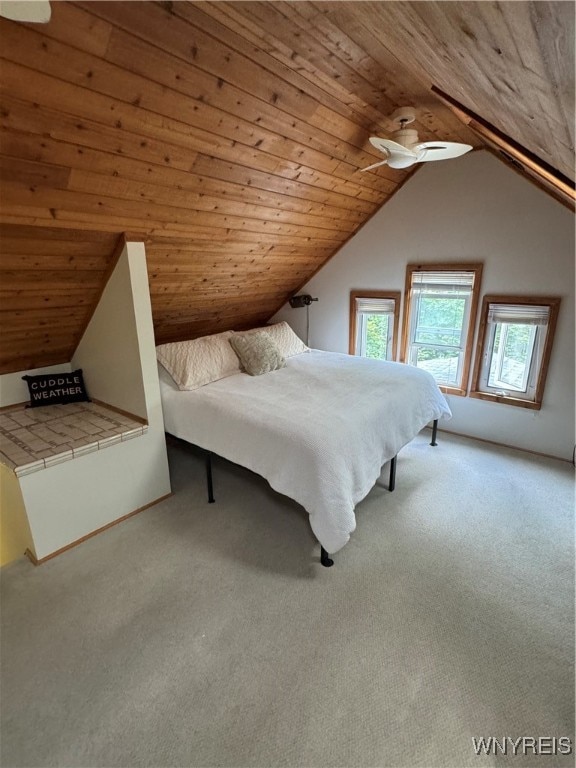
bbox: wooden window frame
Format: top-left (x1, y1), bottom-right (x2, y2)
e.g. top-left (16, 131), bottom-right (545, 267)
top-left (470, 295), bottom-right (561, 410)
top-left (400, 263), bottom-right (483, 396)
top-left (349, 290), bottom-right (401, 360)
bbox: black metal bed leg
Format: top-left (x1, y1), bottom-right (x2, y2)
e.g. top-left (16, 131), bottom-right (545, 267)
top-left (430, 419), bottom-right (438, 446)
top-left (389, 455), bottom-right (397, 492)
top-left (205, 451), bottom-right (215, 503)
top-left (320, 546), bottom-right (334, 568)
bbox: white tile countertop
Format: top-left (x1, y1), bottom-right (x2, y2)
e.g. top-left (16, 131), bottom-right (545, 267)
top-left (0, 402), bottom-right (148, 477)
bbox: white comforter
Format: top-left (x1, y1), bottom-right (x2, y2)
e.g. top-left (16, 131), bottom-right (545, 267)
top-left (159, 350), bottom-right (451, 553)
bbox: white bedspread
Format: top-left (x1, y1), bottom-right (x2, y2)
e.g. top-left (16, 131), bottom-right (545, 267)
top-left (159, 350), bottom-right (451, 553)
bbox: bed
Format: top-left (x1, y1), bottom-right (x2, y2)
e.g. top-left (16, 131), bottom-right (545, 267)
top-left (157, 323), bottom-right (451, 566)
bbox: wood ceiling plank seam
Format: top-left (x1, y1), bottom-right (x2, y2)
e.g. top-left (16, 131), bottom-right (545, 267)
top-left (318, 2), bottom-right (479, 146)
top-left (102, 7), bottom-right (324, 133)
top-left (0, 254), bottom-right (110, 270)
top-left (160, 0), bottom-right (394, 135)
top-left (100, 29), bottom-right (392, 172)
top-left (3, 60), bottom-right (394, 197)
top-left (187, 153), bottom-right (380, 212)
top-left (1, 315), bottom-right (86, 328)
top-left (65, 166), bottom-right (368, 231)
top-left (0, 98), bottom-right (387, 209)
top-left (198, 0), bottom-right (397, 126)
top-left (0, 236), bottom-right (118, 256)
top-left (334, 55), bottom-right (472, 146)
top-left (146, 251), bottom-right (333, 263)
top-left (0, 293), bottom-right (94, 307)
top-left (0, 269), bottom-right (107, 286)
top-left (33, 0), bottom-right (113, 58)
top-left (0, 58), bottom-right (392, 199)
top-left (0, 214), bottom-right (347, 250)
top-left (0, 146), bottom-right (377, 232)
top-left (146, 230), bottom-right (340, 247)
top-left (345, 3), bottom-right (482, 147)
top-left (1, 181), bottom-right (358, 241)
top-left (76, 1), bottom-right (321, 125)
top-left (264, 0), bottom-right (401, 117)
top-left (68, 160), bottom-right (372, 224)
top-left (0, 223), bottom-right (118, 243)
top-left (0, 154), bottom-right (71, 189)
top-left (312, 2), bottom-right (442, 120)
top-left (0, 94), bottom-right (200, 173)
top-left (22, 8), bottom-right (392, 173)
top-left (217, 1), bottom-right (389, 113)
top-left (60, 177), bottom-right (366, 235)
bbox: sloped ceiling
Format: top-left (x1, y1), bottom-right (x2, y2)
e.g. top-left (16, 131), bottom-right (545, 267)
top-left (0, 1), bottom-right (574, 374)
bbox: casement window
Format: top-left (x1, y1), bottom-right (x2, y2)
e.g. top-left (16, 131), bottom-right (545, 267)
top-left (349, 291), bottom-right (401, 361)
top-left (470, 296), bottom-right (560, 410)
top-left (401, 264), bottom-right (483, 394)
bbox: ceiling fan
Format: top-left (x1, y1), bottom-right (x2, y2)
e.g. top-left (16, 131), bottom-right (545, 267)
top-left (361, 107), bottom-right (472, 172)
top-left (0, 0), bottom-right (51, 23)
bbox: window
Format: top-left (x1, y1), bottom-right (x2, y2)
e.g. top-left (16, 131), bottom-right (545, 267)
top-left (349, 291), bottom-right (401, 361)
top-left (470, 296), bottom-right (560, 410)
top-left (401, 264), bottom-right (482, 394)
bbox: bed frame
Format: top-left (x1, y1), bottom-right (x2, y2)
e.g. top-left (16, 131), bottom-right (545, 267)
top-left (200, 419), bottom-right (439, 568)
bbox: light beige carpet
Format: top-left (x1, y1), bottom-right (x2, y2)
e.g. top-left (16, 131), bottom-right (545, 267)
top-left (1, 431), bottom-right (574, 768)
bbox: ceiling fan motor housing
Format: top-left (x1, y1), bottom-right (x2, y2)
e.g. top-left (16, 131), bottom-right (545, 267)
top-left (393, 128), bottom-right (420, 150)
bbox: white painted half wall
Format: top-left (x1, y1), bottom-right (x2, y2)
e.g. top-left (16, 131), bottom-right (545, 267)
top-left (272, 151), bottom-right (575, 460)
top-left (18, 242), bottom-right (171, 560)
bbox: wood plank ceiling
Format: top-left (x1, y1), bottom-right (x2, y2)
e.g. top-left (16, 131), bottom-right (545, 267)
top-left (0, 1), bottom-right (573, 374)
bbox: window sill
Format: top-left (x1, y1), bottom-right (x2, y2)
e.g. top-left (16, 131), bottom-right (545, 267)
top-left (469, 391), bottom-right (541, 410)
top-left (438, 386), bottom-right (466, 397)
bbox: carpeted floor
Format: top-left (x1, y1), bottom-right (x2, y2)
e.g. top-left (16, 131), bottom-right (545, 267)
top-left (1, 431), bottom-right (574, 768)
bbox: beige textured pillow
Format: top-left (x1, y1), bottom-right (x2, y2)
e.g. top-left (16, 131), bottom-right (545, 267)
top-left (156, 331), bottom-right (241, 390)
top-left (243, 321), bottom-right (308, 358)
top-left (229, 332), bottom-right (286, 376)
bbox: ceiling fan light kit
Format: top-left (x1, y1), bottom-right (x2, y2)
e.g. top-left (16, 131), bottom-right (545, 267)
top-left (361, 106), bottom-right (472, 172)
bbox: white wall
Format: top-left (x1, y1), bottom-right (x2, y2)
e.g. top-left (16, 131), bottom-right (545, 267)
top-left (0, 362), bottom-right (73, 408)
top-left (273, 151), bottom-right (575, 460)
top-left (73, 245), bottom-right (148, 420)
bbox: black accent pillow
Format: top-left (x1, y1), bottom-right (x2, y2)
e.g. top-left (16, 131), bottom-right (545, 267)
top-left (22, 369), bottom-right (90, 408)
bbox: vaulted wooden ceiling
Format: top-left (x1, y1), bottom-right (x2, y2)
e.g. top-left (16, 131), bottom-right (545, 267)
top-left (0, 1), bottom-right (574, 374)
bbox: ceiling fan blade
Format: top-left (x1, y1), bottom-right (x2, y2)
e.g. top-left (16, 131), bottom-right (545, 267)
top-left (359, 159), bottom-right (391, 173)
top-left (0, 0), bottom-right (51, 22)
top-left (414, 141), bottom-right (473, 162)
top-left (369, 136), bottom-right (417, 158)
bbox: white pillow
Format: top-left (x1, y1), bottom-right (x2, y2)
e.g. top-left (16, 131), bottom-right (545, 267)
top-left (243, 321), bottom-right (308, 358)
top-left (156, 331), bottom-right (241, 391)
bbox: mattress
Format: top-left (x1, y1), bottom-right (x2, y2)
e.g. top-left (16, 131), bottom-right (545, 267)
top-left (158, 349), bottom-right (451, 553)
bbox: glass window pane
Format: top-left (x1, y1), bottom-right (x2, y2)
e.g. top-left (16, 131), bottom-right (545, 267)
top-left (362, 313), bottom-right (389, 360)
top-left (414, 297), bottom-right (466, 347)
top-left (488, 323), bottom-right (537, 392)
top-left (414, 347), bottom-right (461, 385)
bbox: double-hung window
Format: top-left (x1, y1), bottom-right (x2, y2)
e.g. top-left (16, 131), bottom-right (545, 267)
top-left (349, 291), bottom-right (400, 361)
top-left (402, 264), bottom-right (482, 394)
top-left (471, 296), bottom-right (560, 409)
